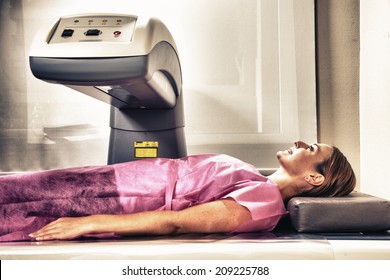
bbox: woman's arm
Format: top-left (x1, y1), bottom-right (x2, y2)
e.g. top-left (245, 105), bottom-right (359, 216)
top-left (29, 198), bottom-right (252, 241)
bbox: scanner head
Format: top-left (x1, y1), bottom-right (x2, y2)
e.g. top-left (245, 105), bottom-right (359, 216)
top-left (29, 14), bottom-right (182, 109)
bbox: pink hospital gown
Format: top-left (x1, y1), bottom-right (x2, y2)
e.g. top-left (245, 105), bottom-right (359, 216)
top-left (0, 154), bottom-right (287, 241)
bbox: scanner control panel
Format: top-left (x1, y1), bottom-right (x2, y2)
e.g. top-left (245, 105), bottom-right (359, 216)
top-left (49, 15), bottom-right (137, 44)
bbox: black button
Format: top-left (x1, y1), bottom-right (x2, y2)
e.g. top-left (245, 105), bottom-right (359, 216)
top-left (85, 29), bottom-right (101, 36)
top-left (61, 29), bottom-right (74, 37)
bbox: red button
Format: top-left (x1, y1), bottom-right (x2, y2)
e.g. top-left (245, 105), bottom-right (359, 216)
top-left (113, 31), bottom-right (121, 36)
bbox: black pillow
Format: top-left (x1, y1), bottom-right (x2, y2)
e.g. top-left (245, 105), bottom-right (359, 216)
top-left (287, 192), bottom-right (390, 232)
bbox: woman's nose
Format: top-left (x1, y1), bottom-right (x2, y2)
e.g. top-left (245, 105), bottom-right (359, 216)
top-left (294, 141), bottom-right (309, 149)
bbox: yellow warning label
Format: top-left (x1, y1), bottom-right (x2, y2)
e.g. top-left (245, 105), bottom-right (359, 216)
top-left (134, 141), bottom-right (158, 158)
top-left (134, 141), bottom-right (159, 148)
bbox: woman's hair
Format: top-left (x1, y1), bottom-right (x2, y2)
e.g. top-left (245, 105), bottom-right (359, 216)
top-left (303, 147), bottom-right (356, 197)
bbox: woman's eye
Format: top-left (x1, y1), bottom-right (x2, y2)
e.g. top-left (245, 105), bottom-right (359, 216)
top-left (308, 145), bottom-right (314, 151)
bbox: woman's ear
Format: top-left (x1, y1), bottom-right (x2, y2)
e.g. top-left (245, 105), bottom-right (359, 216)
top-left (304, 174), bottom-right (325, 187)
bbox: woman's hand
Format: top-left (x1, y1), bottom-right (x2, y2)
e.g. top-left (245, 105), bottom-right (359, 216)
top-left (29, 216), bottom-right (94, 241)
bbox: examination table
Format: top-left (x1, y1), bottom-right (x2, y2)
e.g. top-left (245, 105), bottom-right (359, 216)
top-left (1, 192), bottom-right (389, 260)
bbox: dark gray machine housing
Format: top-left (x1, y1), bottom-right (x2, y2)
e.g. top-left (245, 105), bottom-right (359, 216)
top-left (29, 14), bottom-right (186, 163)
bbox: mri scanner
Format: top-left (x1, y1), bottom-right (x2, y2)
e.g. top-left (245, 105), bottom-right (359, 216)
top-left (29, 13), bottom-right (186, 163)
top-left (1, 13), bottom-right (390, 260)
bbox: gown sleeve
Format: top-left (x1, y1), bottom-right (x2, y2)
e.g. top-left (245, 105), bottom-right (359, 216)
top-left (223, 181), bottom-right (287, 233)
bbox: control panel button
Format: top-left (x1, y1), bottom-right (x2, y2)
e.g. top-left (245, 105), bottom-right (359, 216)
top-left (85, 29), bottom-right (102, 36)
top-left (61, 29), bottom-right (74, 37)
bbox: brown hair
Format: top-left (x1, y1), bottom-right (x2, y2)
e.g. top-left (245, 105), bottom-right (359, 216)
top-left (303, 147), bottom-right (356, 197)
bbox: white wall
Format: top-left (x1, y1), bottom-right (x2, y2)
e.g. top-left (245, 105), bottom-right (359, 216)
top-left (19, 0), bottom-right (316, 170)
top-left (360, 0), bottom-right (390, 199)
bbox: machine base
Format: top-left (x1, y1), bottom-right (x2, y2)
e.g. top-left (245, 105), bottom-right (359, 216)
top-left (107, 127), bottom-right (187, 164)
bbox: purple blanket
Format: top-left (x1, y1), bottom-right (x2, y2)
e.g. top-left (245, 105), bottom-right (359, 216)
top-left (0, 165), bottom-right (123, 242)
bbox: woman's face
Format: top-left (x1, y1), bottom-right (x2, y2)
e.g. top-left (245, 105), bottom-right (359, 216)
top-left (277, 141), bottom-right (333, 176)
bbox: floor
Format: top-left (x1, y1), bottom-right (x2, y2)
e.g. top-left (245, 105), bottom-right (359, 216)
top-left (1, 231), bottom-right (390, 260)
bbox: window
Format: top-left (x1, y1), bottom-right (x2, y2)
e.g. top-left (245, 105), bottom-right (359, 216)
top-left (182, 0), bottom-right (317, 169)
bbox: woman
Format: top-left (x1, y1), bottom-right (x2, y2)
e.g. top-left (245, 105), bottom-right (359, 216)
top-left (0, 141), bottom-right (355, 242)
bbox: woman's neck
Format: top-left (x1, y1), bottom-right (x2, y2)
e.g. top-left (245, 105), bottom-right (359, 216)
top-left (267, 169), bottom-right (301, 202)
